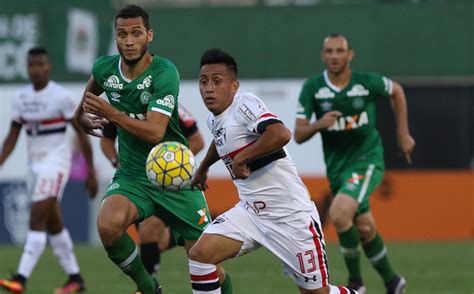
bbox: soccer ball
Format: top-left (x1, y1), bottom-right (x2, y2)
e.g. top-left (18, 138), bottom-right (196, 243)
top-left (146, 141), bottom-right (195, 191)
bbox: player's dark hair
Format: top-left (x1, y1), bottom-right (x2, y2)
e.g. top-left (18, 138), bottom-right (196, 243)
top-left (325, 33), bottom-right (351, 49)
top-left (27, 47), bottom-right (48, 57)
top-left (115, 5), bottom-right (150, 30)
top-left (200, 48), bottom-right (238, 77)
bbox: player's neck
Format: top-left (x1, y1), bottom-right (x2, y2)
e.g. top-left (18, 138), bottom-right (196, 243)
top-left (120, 53), bottom-right (153, 80)
top-left (32, 80), bottom-right (49, 91)
top-left (327, 68), bottom-right (351, 89)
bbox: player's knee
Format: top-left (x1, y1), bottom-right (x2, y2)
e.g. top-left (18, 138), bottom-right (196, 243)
top-left (328, 208), bottom-right (352, 231)
top-left (357, 223), bottom-right (376, 242)
top-left (188, 244), bottom-right (215, 264)
top-left (97, 217), bottom-right (125, 245)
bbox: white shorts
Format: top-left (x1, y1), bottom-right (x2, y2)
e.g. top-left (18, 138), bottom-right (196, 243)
top-left (28, 168), bottom-right (69, 202)
top-left (204, 202), bottom-right (329, 290)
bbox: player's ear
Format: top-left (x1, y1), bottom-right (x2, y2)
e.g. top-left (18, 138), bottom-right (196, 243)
top-left (231, 80), bottom-right (239, 96)
top-left (348, 49), bottom-right (354, 62)
top-left (147, 29), bottom-right (154, 43)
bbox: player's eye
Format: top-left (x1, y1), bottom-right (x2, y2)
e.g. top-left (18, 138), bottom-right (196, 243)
top-left (117, 31), bottom-right (127, 38)
top-left (213, 79), bottom-right (222, 85)
top-left (199, 79), bottom-right (208, 86)
top-left (132, 30), bottom-right (142, 37)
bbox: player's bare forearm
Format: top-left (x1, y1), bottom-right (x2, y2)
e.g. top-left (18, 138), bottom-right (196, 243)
top-left (74, 76), bottom-right (103, 121)
top-left (294, 118), bottom-right (320, 144)
top-left (198, 141), bottom-right (220, 172)
top-left (100, 137), bottom-right (118, 165)
top-left (234, 123), bottom-right (291, 165)
top-left (72, 120), bottom-right (94, 169)
top-left (187, 131), bottom-right (205, 155)
top-left (108, 111), bottom-right (169, 144)
top-left (390, 82), bottom-right (410, 136)
top-left (0, 125), bottom-right (21, 165)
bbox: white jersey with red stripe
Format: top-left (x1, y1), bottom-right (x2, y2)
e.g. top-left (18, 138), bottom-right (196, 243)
top-left (207, 92), bottom-right (315, 221)
top-left (11, 81), bottom-right (75, 173)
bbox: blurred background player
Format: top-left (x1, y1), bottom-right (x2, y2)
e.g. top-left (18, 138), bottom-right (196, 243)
top-left (189, 48), bottom-right (357, 294)
top-left (74, 5), bottom-right (232, 294)
top-left (294, 33), bottom-right (415, 294)
top-left (0, 47), bottom-right (98, 294)
top-left (100, 103), bottom-right (205, 277)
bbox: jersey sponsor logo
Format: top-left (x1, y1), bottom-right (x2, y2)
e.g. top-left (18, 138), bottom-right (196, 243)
top-left (137, 75), bottom-right (152, 90)
top-left (155, 95), bottom-right (175, 110)
top-left (197, 208), bottom-right (209, 225)
top-left (327, 111), bottom-right (369, 131)
top-left (314, 87), bottom-right (335, 99)
top-left (239, 103), bottom-right (257, 122)
top-left (347, 84), bottom-right (369, 97)
top-left (104, 75), bottom-right (123, 90)
top-left (109, 92), bottom-right (121, 103)
top-left (140, 91), bottom-right (152, 104)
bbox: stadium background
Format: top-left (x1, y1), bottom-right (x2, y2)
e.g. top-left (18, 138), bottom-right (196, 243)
top-left (0, 0), bottom-right (472, 293)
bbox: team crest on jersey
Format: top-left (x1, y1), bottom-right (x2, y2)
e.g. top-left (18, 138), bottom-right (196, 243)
top-left (137, 75), bottom-right (152, 90)
top-left (140, 91), bottom-right (152, 104)
top-left (104, 75), bottom-right (123, 90)
top-left (352, 97), bottom-right (365, 109)
top-left (347, 84), bottom-right (369, 97)
top-left (155, 95), bottom-right (175, 110)
top-left (314, 87), bottom-right (335, 99)
top-left (328, 111), bottom-right (369, 131)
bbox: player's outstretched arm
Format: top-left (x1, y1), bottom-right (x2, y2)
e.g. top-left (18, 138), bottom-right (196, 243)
top-left (389, 82), bottom-right (415, 164)
top-left (100, 124), bottom-right (119, 168)
top-left (191, 141), bottom-right (220, 191)
top-left (0, 123), bottom-right (21, 166)
top-left (187, 130), bottom-right (205, 155)
top-left (74, 76), bottom-right (108, 138)
top-left (294, 111), bottom-right (342, 144)
top-left (72, 120), bottom-right (98, 198)
top-left (233, 123), bottom-right (291, 179)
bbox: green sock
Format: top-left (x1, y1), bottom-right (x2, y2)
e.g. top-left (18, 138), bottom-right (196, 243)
top-left (338, 225), bottom-right (362, 281)
top-left (220, 272), bottom-right (233, 294)
top-left (362, 232), bottom-right (396, 284)
top-left (105, 234), bottom-right (155, 293)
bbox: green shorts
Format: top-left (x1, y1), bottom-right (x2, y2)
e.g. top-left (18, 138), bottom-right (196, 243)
top-left (104, 176), bottom-right (211, 244)
top-left (329, 162), bottom-right (384, 215)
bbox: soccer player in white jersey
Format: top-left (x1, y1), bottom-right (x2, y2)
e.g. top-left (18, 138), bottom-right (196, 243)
top-left (188, 48), bottom-right (357, 294)
top-left (0, 47), bottom-right (98, 294)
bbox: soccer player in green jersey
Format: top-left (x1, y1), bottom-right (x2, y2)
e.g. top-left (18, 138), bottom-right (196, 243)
top-left (294, 33), bottom-right (415, 294)
top-left (73, 5), bottom-right (231, 294)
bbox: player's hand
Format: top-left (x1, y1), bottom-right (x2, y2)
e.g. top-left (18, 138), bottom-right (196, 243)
top-left (231, 156), bottom-right (250, 180)
top-left (83, 92), bottom-right (118, 120)
top-left (397, 133), bottom-right (415, 164)
top-left (314, 110), bottom-right (342, 130)
top-left (76, 113), bottom-right (108, 138)
top-left (191, 168), bottom-right (209, 191)
top-left (85, 169), bottom-right (98, 199)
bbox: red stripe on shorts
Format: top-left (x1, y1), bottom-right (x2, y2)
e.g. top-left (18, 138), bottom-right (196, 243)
top-left (309, 221), bottom-right (328, 287)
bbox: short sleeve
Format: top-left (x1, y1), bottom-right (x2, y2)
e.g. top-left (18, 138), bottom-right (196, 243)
top-left (366, 72), bottom-right (393, 97)
top-left (236, 93), bottom-right (282, 134)
top-left (61, 90), bottom-right (77, 120)
top-left (296, 79), bottom-right (315, 121)
top-left (148, 61), bottom-right (180, 117)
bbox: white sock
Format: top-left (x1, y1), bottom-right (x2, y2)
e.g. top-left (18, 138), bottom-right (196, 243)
top-left (17, 230), bottom-right (47, 278)
top-left (49, 229), bottom-right (80, 275)
top-left (329, 284), bottom-right (359, 294)
top-left (189, 259), bottom-right (221, 294)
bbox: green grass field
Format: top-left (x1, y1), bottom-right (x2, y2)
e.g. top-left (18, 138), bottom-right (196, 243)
top-left (0, 241), bottom-right (472, 294)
